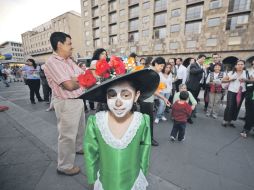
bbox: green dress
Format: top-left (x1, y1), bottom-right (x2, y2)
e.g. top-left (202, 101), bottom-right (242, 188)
top-left (84, 111), bottom-right (151, 190)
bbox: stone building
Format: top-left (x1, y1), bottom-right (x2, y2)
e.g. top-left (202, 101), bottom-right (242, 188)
top-left (81, 0), bottom-right (254, 67)
top-left (22, 11), bottom-right (84, 63)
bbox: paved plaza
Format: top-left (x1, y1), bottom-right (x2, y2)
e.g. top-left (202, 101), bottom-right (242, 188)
top-left (0, 82), bottom-right (254, 190)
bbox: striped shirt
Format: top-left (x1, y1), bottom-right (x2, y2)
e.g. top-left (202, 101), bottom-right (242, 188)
top-left (44, 54), bottom-right (84, 99)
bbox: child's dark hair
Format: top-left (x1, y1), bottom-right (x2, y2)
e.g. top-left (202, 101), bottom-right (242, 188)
top-left (180, 91), bottom-right (189, 101)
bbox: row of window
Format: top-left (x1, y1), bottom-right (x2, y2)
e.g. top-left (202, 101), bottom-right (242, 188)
top-left (89, 12), bottom-right (249, 38)
top-left (91, 37), bottom-right (237, 50)
top-left (12, 48), bottom-right (23, 52)
top-left (12, 53), bottom-right (23, 57)
top-left (10, 43), bottom-right (22, 47)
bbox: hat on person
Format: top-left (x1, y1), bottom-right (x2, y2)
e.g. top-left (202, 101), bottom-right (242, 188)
top-left (79, 68), bottom-right (160, 103)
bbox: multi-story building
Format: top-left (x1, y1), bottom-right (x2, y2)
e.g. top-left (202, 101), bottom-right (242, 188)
top-left (81, 0), bottom-right (254, 67)
top-left (22, 11), bottom-right (84, 63)
top-left (0, 41), bottom-right (24, 62)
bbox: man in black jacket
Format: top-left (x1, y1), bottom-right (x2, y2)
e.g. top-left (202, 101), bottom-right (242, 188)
top-left (186, 54), bottom-right (206, 101)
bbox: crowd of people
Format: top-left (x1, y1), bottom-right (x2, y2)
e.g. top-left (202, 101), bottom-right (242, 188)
top-left (1, 31), bottom-right (253, 190)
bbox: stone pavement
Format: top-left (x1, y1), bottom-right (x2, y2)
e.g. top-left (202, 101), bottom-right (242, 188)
top-left (0, 82), bottom-right (254, 190)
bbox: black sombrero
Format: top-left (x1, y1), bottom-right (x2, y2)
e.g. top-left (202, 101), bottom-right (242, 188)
top-left (79, 69), bottom-right (160, 103)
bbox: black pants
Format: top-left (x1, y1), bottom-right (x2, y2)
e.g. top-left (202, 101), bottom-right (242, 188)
top-left (139, 101), bottom-right (154, 139)
top-left (26, 79), bottom-right (42, 102)
top-left (42, 84), bottom-right (52, 102)
top-left (170, 122), bottom-right (186, 141)
top-left (175, 79), bottom-right (183, 92)
top-left (243, 97), bottom-right (254, 132)
top-left (224, 91), bottom-right (245, 122)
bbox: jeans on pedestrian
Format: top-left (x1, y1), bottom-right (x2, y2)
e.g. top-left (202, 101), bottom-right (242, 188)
top-left (156, 92), bottom-right (170, 119)
top-left (170, 122), bottom-right (186, 141)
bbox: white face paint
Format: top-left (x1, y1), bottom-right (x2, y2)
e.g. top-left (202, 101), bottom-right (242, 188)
top-left (107, 82), bottom-right (137, 118)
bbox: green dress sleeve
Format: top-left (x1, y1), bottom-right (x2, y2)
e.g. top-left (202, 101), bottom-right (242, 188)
top-left (83, 115), bottom-right (99, 184)
top-left (140, 114), bottom-right (151, 176)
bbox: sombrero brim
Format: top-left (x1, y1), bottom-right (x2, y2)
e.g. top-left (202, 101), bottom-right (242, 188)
top-left (79, 69), bottom-right (160, 103)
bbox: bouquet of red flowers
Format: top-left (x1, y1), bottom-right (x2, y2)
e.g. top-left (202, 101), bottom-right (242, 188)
top-left (109, 56), bottom-right (126, 75)
top-left (95, 59), bottom-right (111, 78)
top-left (77, 70), bottom-right (96, 88)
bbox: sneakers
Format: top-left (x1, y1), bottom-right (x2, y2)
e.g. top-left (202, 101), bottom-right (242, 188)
top-left (170, 136), bottom-right (175, 141)
top-left (206, 112), bottom-right (210, 117)
top-left (161, 116), bottom-right (167, 121)
top-left (240, 131), bottom-right (247, 138)
top-left (154, 118), bottom-right (159, 124)
top-left (178, 137), bottom-right (185, 142)
top-left (57, 166), bottom-right (80, 176)
top-left (212, 114), bottom-right (217, 119)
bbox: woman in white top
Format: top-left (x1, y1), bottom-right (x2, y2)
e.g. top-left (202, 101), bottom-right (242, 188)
top-left (155, 63), bottom-right (173, 124)
top-left (222, 60), bottom-right (247, 127)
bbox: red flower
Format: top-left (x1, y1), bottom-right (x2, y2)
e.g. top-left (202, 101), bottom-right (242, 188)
top-left (77, 70), bottom-right (96, 88)
top-left (103, 72), bottom-right (110, 78)
top-left (109, 56), bottom-right (126, 75)
top-left (95, 59), bottom-right (110, 77)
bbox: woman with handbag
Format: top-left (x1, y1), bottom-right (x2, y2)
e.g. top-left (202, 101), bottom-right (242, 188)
top-left (205, 63), bottom-right (225, 119)
top-left (222, 60), bottom-right (247, 127)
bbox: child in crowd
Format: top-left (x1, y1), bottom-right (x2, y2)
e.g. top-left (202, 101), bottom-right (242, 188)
top-left (170, 91), bottom-right (192, 142)
top-left (81, 69), bottom-right (159, 190)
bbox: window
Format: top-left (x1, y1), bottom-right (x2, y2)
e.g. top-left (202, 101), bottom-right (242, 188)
top-left (186, 5), bottom-right (203, 20)
top-left (120, 9), bottom-right (125, 16)
top-left (209, 0), bottom-right (222, 9)
top-left (85, 21), bottom-right (89, 26)
top-left (85, 31), bottom-right (90, 36)
top-left (185, 21), bottom-right (201, 33)
top-left (228, 36), bottom-right (241, 45)
top-left (153, 27), bottom-right (166, 39)
top-left (169, 42), bottom-right (179, 49)
top-left (226, 14), bottom-right (249, 30)
top-left (92, 7), bottom-right (99, 17)
top-left (170, 24), bottom-right (180, 32)
top-left (94, 39), bottom-right (101, 47)
top-left (92, 18), bottom-right (99, 27)
top-left (142, 29), bottom-right (149, 37)
top-left (206, 38), bottom-right (217, 46)
top-left (93, 28), bottom-right (100, 38)
top-left (83, 0), bottom-right (88, 6)
top-left (120, 21), bottom-right (126, 28)
top-left (109, 35), bottom-right (118, 45)
top-left (130, 46), bottom-right (137, 52)
top-left (84, 11), bottom-right (88, 17)
top-left (228, 0), bottom-right (251, 12)
top-left (186, 40), bottom-right (197, 48)
top-left (109, 24), bottom-right (117, 34)
top-left (109, 13), bottom-right (117, 23)
top-left (154, 43), bottom-right (163, 50)
top-left (86, 41), bottom-right (91, 46)
top-left (171, 8), bottom-right (181, 17)
top-left (142, 16), bottom-right (149, 23)
top-left (128, 32), bottom-right (139, 42)
top-left (154, 13), bottom-right (166, 26)
top-left (109, 1), bottom-right (117, 12)
top-left (129, 19), bottom-right (139, 31)
top-left (207, 17), bottom-right (220, 27)
top-left (91, 0), bottom-right (98, 7)
top-left (102, 26), bottom-right (106, 32)
top-left (154, 0), bottom-right (167, 12)
top-left (129, 6), bottom-right (139, 18)
top-left (143, 2), bottom-right (150, 9)
top-left (129, 0), bottom-right (139, 5)
top-left (101, 16), bottom-right (106, 22)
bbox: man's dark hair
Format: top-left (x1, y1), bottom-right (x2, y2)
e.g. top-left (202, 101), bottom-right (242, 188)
top-left (92, 48), bottom-right (107, 61)
top-left (197, 54), bottom-right (206, 60)
top-left (129, 52), bottom-right (137, 58)
top-left (179, 91), bottom-right (189, 101)
top-left (152, 57), bottom-right (166, 66)
top-left (50, 32), bottom-right (71, 51)
top-left (176, 58), bottom-right (183, 62)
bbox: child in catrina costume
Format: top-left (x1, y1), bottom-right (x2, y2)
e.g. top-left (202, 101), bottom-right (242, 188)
top-left (81, 69), bottom-right (160, 190)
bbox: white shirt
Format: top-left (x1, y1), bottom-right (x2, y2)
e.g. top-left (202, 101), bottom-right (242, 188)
top-left (176, 64), bottom-right (187, 84)
top-left (159, 72), bottom-right (173, 94)
top-left (227, 71), bottom-right (247, 93)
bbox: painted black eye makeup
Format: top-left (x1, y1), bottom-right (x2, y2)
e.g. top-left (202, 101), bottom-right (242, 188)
top-left (107, 89), bottom-right (117, 99)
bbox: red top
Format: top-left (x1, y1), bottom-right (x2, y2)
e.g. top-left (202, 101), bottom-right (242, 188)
top-left (171, 100), bottom-right (192, 123)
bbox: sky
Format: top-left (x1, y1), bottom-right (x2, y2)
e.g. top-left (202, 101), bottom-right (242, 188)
top-left (0, 0), bottom-right (81, 44)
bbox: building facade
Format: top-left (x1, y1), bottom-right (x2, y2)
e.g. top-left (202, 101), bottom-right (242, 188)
top-left (0, 41), bottom-right (24, 62)
top-left (22, 11), bottom-right (84, 63)
top-left (81, 0), bottom-right (254, 66)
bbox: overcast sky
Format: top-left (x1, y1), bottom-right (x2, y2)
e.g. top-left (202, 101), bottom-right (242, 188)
top-left (0, 0), bottom-right (81, 44)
